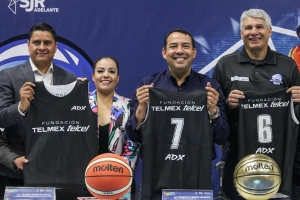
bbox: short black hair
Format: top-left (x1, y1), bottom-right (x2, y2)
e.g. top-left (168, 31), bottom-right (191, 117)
top-left (29, 23), bottom-right (57, 41)
top-left (93, 56), bottom-right (120, 75)
top-left (163, 29), bottom-right (196, 49)
top-left (297, 25), bottom-right (300, 38)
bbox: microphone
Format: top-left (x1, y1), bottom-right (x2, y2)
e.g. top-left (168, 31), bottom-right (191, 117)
top-left (215, 161), bottom-right (225, 169)
top-left (214, 161), bottom-right (230, 200)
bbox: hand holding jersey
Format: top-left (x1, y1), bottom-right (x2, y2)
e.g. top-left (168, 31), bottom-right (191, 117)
top-left (18, 79), bottom-right (87, 115)
top-left (286, 86), bottom-right (300, 103)
top-left (205, 82), bottom-right (219, 115)
top-left (226, 90), bottom-right (245, 109)
top-left (227, 86), bottom-right (300, 110)
top-left (14, 156), bottom-right (28, 170)
top-left (19, 82), bottom-right (35, 113)
top-left (135, 83), bottom-right (154, 130)
top-left (135, 82), bottom-right (220, 131)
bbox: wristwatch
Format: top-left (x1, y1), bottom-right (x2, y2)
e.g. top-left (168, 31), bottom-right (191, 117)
top-left (208, 107), bottom-right (220, 120)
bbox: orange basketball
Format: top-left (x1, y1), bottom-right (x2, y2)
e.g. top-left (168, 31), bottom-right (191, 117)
top-left (85, 153), bottom-right (133, 199)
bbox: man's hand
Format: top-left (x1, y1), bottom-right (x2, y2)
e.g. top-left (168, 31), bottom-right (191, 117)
top-left (227, 89), bottom-right (245, 109)
top-left (14, 156), bottom-right (28, 170)
top-left (19, 82), bottom-right (35, 113)
top-left (286, 86), bottom-right (300, 102)
top-left (205, 82), bottom-right (219, 115)
top-left (135, 83), bottom-right (154, 130)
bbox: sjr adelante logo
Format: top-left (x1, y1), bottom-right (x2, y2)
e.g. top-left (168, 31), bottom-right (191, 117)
top-left (8, 0), bottom-right (59, 14)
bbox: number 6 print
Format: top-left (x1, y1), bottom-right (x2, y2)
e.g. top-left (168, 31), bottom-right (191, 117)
top-left (257, 114), bottom-right (272, 143)
top-left (170, 118), bottom-right (184, 149)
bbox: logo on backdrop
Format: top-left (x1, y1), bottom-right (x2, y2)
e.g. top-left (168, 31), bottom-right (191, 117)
top-left (0, 34), bottom-right (95, 91)
top-left (8, 0), bottom-right (59, 14)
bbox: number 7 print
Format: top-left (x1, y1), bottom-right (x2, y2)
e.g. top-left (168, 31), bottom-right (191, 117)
top-left (170, 118), bottom-right (184, 149)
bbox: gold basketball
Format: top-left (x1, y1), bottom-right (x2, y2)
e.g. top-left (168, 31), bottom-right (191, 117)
top-left (233, 154), bottom-right (281, 199)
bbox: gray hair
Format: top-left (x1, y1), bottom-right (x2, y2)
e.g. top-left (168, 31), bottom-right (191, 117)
top-left (240, 9), bottom-right (272, 30)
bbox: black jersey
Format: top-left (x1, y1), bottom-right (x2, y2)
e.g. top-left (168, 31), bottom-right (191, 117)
top-left (24, 80), bottom-right (98, 188)
top-left (239, 89), bottom-right (299, 196)
top-left (140, 87), bottom-right (213, 200)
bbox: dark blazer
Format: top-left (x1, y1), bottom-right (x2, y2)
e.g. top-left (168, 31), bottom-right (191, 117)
top-left (0, 60), bottom-right (77, 179)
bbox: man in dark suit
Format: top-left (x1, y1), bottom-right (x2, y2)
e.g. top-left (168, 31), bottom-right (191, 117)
top-left (0, 23), bottom-right (77, 198)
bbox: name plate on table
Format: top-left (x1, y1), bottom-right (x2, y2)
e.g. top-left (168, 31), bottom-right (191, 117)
top-left (4, 187), bottom-right (55, 200)
top-left (77, 189), bottom-right (130, 200)
top-left (162, 189), bottom-right (213, 200)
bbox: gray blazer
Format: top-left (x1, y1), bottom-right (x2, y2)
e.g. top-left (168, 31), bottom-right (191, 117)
top-left (0, 60), bottom-right (77, 178)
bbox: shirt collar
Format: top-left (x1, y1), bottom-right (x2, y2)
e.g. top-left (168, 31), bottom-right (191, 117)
top-left (238, 46), bottom-right (276, 65)
top-left (166, 68), bottom-right (191, 84)
top-left (29, 58), bottom-right (54, 74)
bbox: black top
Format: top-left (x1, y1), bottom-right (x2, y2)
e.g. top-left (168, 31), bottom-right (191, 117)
top-left (98, 123), bottom-right (109, 154)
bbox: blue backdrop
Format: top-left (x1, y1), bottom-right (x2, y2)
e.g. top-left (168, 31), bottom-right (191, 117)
top-left (1, 0), bottom-right (300, 197)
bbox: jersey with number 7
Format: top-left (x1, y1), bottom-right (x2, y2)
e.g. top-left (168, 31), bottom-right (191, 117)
top-left (140, 87), bottom-right (213, 200)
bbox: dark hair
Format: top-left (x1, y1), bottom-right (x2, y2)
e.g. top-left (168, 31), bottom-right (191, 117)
top-left (29, 23), bottom-right (57, 41)
top-left (163, 29), bottom-right (196, 49)
top-left (93, 56), bottom-right (119, 75)
top-left (297, 25), bottom-right (300, 38)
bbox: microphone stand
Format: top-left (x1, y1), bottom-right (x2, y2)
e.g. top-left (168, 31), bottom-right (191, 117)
top-left (214, 161), bottom-right (230, 200)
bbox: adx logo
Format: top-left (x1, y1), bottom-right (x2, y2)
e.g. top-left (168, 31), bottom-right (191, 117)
top-left (8, 0), bottom-right (59, 14)
top-left (165, 154), bottom-right (185, 161)
top-left (71, 106), bottom-right (86, 111)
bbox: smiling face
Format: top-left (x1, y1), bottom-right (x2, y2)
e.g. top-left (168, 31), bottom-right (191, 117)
top-left (241, 17), bottom-right (272, 56)
top-left (92, 58), bottom-right (119, 95)
top-left (162, 31), bottom-right (196, 77)
top-left (28, 30), bottom-right (57, 71)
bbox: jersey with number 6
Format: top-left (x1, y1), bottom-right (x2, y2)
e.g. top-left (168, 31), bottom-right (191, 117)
top-left (239, 89), bottom-right (299, 195)
top-left (140, 87), bottom-right (213, 200)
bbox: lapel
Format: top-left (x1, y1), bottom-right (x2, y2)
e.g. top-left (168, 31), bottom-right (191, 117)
top-left (111, 93), bottom-right (125, 126)
top-left (52, 64), bottom-right (62, 85)
top-left (111, 93), bottom-right (126, 155)
top-left (21, 60), bottom-right (35, 82)
top-left (112, 93), bottom-right (122, 115)
top-left (109, 93), bottom-right (123, 132)
top-left (20, 60), bottom-right (62, 84)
